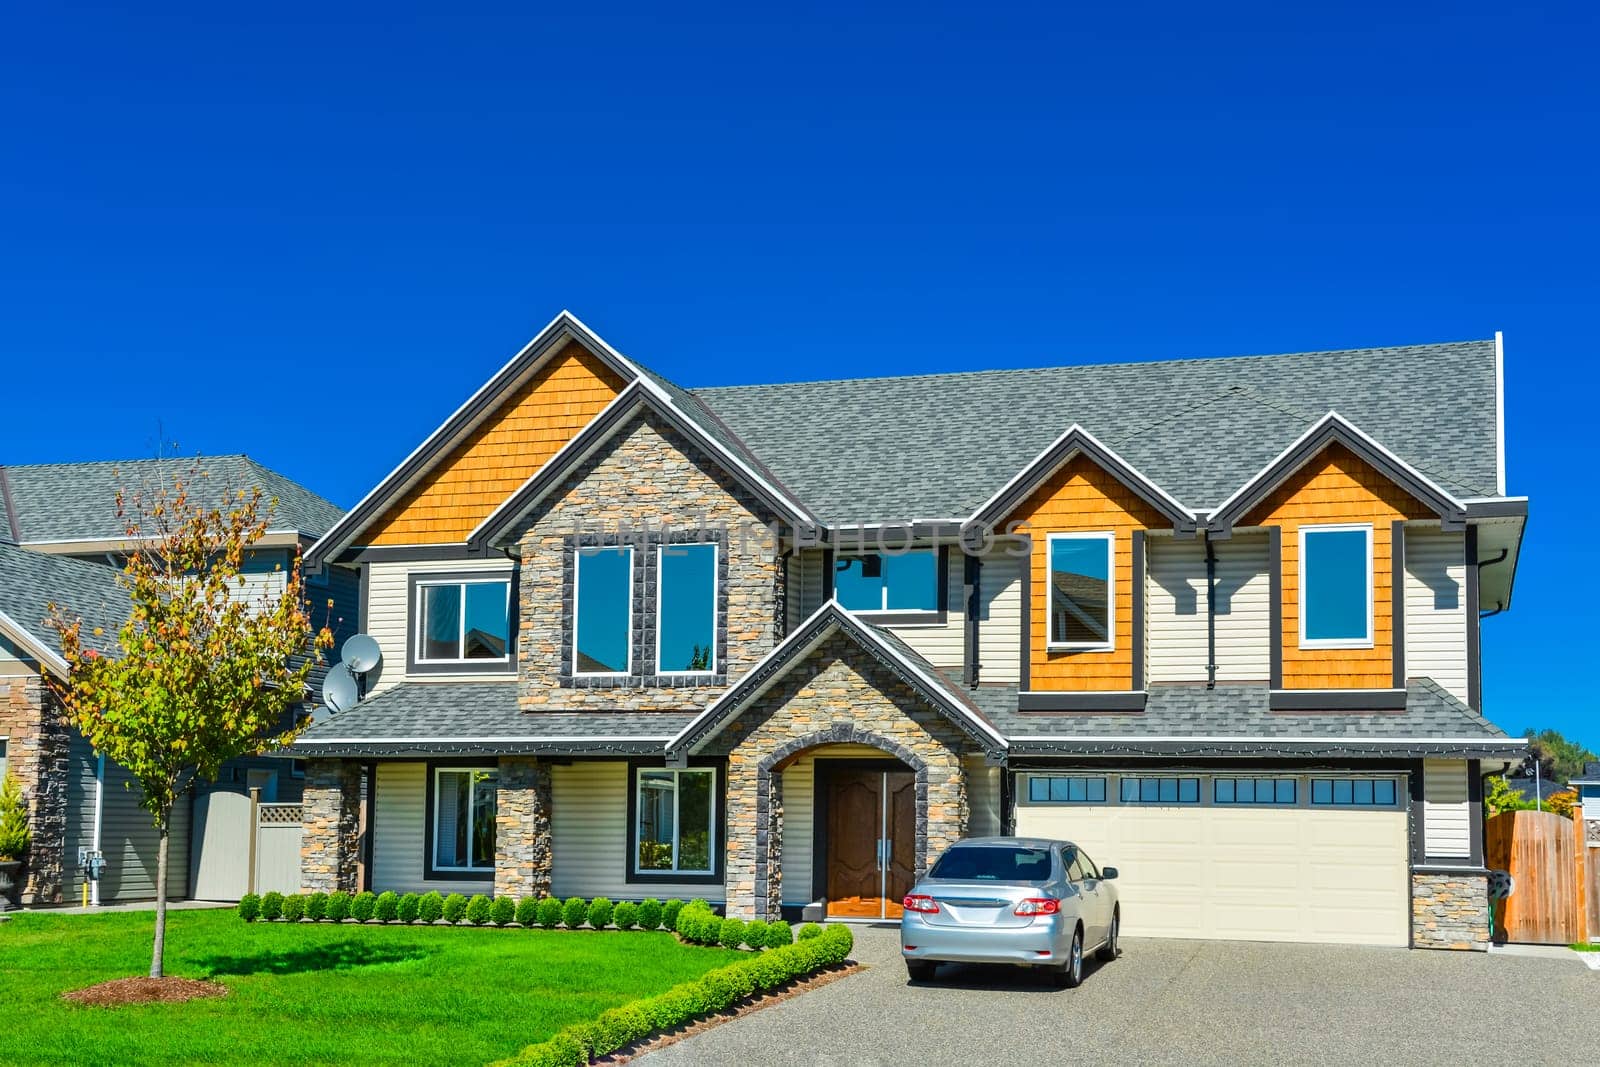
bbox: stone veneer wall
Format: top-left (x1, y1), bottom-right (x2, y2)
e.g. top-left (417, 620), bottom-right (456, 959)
top-left (719, 631), bottom-right (973, 920)
top-left (1411, 871), bottom-right (1489, 950)
top-left (0, 671), bottom-right (69, 904)
top-left (514, 410), bottom-right (782, 712)
top-left (494, 756), bottom-right (553, 900)
top-left (301, 759), bottom-right (362, 893)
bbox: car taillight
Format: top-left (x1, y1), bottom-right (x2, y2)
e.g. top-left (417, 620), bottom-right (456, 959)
top-left (903, 894), bottom-right (939, 914)
top-left (1014, 897), bottom-right (1060, 916)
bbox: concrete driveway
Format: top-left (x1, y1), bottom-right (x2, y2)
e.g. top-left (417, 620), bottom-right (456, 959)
top-left (642, 926), bottom-right (1599, 1066)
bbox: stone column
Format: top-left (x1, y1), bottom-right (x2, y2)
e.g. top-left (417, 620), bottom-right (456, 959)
top-left (0, 675), bottom-right (69, 905)
top-left (725, 752), bottom-right (758, 919)
top-left (301, 759), bottom-right (361, 893)
top-left (1410, 871), bottom-right (1490, 950)
top-left (494, 756), bottom-right (553, 900)
top-left (922, 756), bottom-right (968, 881)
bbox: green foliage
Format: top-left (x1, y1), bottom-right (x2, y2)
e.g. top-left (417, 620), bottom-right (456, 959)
top-left (397, 893), bottom-right (421, 923)
top-left (280, 894), bottom-right (306, 922)
top-left (465, 895), bottom-right (492, 926)
top-left (441, 893), bottom-right (468, 923)
top-left (764, 921), bottom-right (793, 948)
top-left (260, 892), bottom-right (285, 922)
top-left (536, 897), bottom-right (563, 928)
top-left (742, 919), bottom-right (768, 949)
top-left (562, 896), bottom-right (588, 929)
top-left (797, 922), bottom-right (823, 940)
top-left (418, 891), bottom-right (444, 923)
top-left (1486, 774), bottom-right (1538, 816)
top-left (374, 891), bottom-right (400, 922)
top-left (491, 896), bottom-right (516, 926)
top-left (236, 893), bottom-right (260, 922)
top-left (612, 901), bottom-right (638, 930)
top-left (687, 644), bottom-right (712, 671)
top-left (1522, 727), bottom-right (1598, 784)
top-left (304, 892), bottom-right (327, 921)
top-left (718, 917), bottom-right (747, 950)
top-left (515, 897), bottom-right (540, 926)
top-left (675, 900), bottom-right (717, 943)
top-left (0, 771), bottom-right (30, 861)
top-left (586, 897), bottom-right (614, 930)
top-left (324, 891), bottom-right (350, 922)
top-left (351, 891), bottom-right (378, 922)
top-left (637, 898), bottom-right (663, 931)
top-left (662, 898), bottom-right (685, 930)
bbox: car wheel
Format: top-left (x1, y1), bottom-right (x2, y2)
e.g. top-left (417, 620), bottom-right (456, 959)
top-left (1051, 926), bottom-right (1084, 988)
top-left (1096, 908), bottom-right (1119, 962)
top-left (906, 960), bottom-right (938, 983)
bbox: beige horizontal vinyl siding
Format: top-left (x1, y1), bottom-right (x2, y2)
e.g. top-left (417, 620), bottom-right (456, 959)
top-left (1423, 759), bottom-right (1472, 860)
top-left (365, 557), bottom-right (517, 693)
top-left (64, 733), bottom-right (191, 902)
top-left (977, 548), bottom-right (1022, 685)
top-left (876, 549), bottom-right (964, 672)
top-left (786, 549), bottom-right (827, 631)
top-left (965, 757), bottom-right (1002, 837)
top-left (371, 762), bottom-right (493, 895)
top-left (1146, 533), bottom-right (1271, 683)
top-left (1403, 527), bottom-right (1468, 703)
top-left (551, 762), bottom-right (723, 903)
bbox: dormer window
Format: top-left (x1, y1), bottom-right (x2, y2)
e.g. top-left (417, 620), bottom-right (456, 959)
top-left (1299, 524), bottom-right (1373, 649)
top-left (409, 573), bottom-right (513, 673)
top-left (575, 546), bottom-right (632, 676)
top-left (1047, 532), bottom-right (1114, 651)
top-left (835, 549), bottom-right (939, 614)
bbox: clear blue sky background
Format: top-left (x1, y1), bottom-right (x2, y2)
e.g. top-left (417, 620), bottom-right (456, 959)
top-left (2, 3), bottom-right (1593, 744)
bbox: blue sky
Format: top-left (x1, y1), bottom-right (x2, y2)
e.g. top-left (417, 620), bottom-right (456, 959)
top-left (2, 3), bottom-right (1594, 745)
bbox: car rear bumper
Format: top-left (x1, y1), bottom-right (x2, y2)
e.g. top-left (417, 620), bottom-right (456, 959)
top-left (900, 912), bottom-right (1072, 965)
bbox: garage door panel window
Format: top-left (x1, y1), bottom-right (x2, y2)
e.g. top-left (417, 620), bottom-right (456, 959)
top-left (1214, 778), bottom-right (1298, 805)
top-left (1027, 775), bottom-right (1107, 804)
top-left (1311, 778), bottom-right (1398, 807)
top-left (1120, 777), bottom-right (1200, 804)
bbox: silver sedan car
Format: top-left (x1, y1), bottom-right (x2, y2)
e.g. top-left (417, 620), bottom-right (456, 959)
top-left (900, 836), bottom-right (1120, 987)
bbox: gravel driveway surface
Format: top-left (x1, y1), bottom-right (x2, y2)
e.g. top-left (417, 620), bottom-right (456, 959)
top-left (642, 925), bottom-right (1598, 1066)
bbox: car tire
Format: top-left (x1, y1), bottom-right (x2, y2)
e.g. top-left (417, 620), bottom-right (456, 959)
top-left (1051, 927), bottom-right (1084, 989)
top-left (1096, 908), bottom-right (1119, 962)
top-left (906, 960), bottom-right (938, 983)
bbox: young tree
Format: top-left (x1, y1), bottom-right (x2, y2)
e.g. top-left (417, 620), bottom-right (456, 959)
top-left (1520, 727), bottom-right (1598, 785)
top-left (47, 469), bottom-right (332, 977)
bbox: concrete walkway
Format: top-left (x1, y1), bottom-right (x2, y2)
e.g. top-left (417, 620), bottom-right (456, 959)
top-left (643, 925), bottom-right (1600, 1066)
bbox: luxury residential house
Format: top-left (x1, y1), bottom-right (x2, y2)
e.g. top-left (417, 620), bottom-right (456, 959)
top-left (293, 312), bottom-right (1526, 950)
top-left (0, 456), bottom-right (354, 905)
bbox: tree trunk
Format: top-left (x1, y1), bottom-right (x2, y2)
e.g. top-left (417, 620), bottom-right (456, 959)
top-left (150, 818), bottom-right (168, 978)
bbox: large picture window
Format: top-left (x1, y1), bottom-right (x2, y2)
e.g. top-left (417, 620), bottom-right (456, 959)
top-left (414, 577), bottom-right (511, 665)
top-left (834, 549), bottom-right (939, 613)
top-left (432, 767), bottom-right (497, 873)
top-left (1299, 524), bottom-right (1373, 648)
top-left (634, 768), bottom-right (715, 875)
top-left (1048, 532), bottom-right (1114, 650)
top-left (657, 543), bottom-right (717, 673)
top-left (575, 546), bottom-right (632, 675)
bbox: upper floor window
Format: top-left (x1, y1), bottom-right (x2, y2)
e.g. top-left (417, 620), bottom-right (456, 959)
top-left (414, 577), bottom-right (511, 666)
top-left (834, 549), bottom-right (939, 614)
top-left (658, 543), bottom-right (717, 674)
top-left (1299, 524), bottom-right (1373, 648)
top-left (1048, 532), bottom-right (1114, 651)
top-left (575, 546), bottom-right (632, 675)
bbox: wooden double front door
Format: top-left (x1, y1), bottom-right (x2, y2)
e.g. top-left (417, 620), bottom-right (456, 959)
top-left (825, 767), bottom-right (915, 919)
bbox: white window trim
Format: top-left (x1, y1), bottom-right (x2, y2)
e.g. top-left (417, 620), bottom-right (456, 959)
top-left (633, 767), bottom-right (717, 875)
top-left (573, 545), bottom-right (634, 678)
top-left (1298, 522), bottom-right (1375, 649)
top-left (1045, 531), bottom-right (1116, 652)
top-left (413, 577), bottom-right (513, 666)
top-left (432, 767), bottom-right (497, 873)
top-left (655, 542), bottom-right (719, 676)
top-left (833, 547), bottom-right (942, 616)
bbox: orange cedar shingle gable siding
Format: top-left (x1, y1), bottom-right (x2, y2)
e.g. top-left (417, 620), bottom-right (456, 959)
top-left (1244, 442), bottom-right (1433, 689)
top-left (364, 343), bottom-right (628, 546)
top-left (1008, 455), bottom-right (1165, 691)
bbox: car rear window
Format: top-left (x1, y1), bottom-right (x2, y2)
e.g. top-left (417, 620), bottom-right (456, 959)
top-left (929, 846), bottom-right (1053, 882)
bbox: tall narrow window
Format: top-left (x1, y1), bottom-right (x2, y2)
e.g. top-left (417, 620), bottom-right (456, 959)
top-left (432, 767), bottom-right (497, 872)
top-left (635, 767), bottom-right (715, 875)
top-left (657, 543), bottom-right (717, 673)
top-left (575, 546), bottom-right (632, 675)
top-left (1048, 532), bottom-right (1114, 650)
top-left (1299, 524), bottom-right (1373, 647)
top-left (834, 549), bottom-right (939, 613)
top-left (415, 578), bottom-right (511, 664)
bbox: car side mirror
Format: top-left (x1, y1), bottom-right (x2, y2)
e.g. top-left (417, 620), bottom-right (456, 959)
top-left (1101, 866), bottom-right (1118, 880)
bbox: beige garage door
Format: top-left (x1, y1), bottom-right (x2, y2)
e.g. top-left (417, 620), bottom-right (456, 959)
top-left (1013, 774), bottom-right (1410, 947)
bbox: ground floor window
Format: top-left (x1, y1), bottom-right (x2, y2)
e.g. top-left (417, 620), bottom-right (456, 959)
top-left (635, 767), bottom-right (715, 875)
top-left (433, 767), bottom-right (498, 872)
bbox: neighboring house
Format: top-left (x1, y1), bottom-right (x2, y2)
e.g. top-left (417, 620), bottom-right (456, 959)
top-left (1505, 773), bottom-right (1569, 805)
top-left (291, 312), bottom-right (1527, 951)
top-left (1572, 762), bottom-right (1600, 847)
top-left (0, 456), bottom-right (355, 905)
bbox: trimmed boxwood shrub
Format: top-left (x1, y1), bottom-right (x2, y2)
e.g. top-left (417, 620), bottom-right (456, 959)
top-left (674, 901), bottom-right (713, 943)
top-left (515, 896), bottom-right (540, 926)
top-left (742, 919), bottom-right (768, 949)
top-left (718, 916), bottom-right (747, 950)
top-left (443, 893), bottom-right (469, 924)
top-left (764, 920), bottom-right (794, 948)
top-left (536, 896), bottom-right (563, 928)
top-left (586, 897), bottom-right (614, 930)
top-left (260, 891), bottom-right (285, 922)
top-left (637, 898), bottom-right (663, 932)
top-left (491, 896), bottom-right (516, 925)
top-left (612, 901), bottom-right (638, 930)
top-left (305, 892), bottom-right (328, 921)
top-left (351, 891), bottom-right (378, 922)
top-left (373, 891), bottom-right (399, 922)
top-left (562, 896), bottom-right (588, 929)
top-left (237, 893), bottom-right (260, 921)
top-left (465, 894), bottom-right (492, 925)
top-left (397, 892), bottom-right (421, 924)
top-left (418, 890), bottom-right (444, 923)
top-left (662, 898), bottom-right (685, 930)
top-left (797, 922), bottom-right (823, 940)
top-left (324, 891), bottom-right (351, 921)
top-left (281, 894), bottom-right (306, 922)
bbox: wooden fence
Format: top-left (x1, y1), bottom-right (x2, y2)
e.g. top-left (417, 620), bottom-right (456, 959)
top-left (1485, 809), bottom-right (1587, 944)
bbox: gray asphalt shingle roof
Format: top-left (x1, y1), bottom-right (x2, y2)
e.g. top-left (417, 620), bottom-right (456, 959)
top-left (690, 339), bottom-right (1498, 523)
top-left (0, 543), bottom-right (128, 659)
top-left (2, 455), bottom-right (344, 543)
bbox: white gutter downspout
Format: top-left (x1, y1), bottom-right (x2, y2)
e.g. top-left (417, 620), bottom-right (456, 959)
top-left (90, 754), bottom-right (105, 907)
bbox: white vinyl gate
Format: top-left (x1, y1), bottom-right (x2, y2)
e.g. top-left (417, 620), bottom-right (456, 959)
top-left (190, 790), bottom-right (303, 900)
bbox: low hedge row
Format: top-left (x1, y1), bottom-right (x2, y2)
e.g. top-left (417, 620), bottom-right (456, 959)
top-left (672, 900), bottom-right (794, 950)
top-left (497, 923), bottom-right (855, 1067)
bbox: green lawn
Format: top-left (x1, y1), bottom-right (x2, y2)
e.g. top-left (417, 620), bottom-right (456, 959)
top-left (1, 908), bottom-right (743, 1066)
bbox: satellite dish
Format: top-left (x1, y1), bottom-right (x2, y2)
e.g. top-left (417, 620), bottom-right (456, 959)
top-left (342, 633), bottom-right (382, 674)
top-left (322, 663), bottom-right (359, 713)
